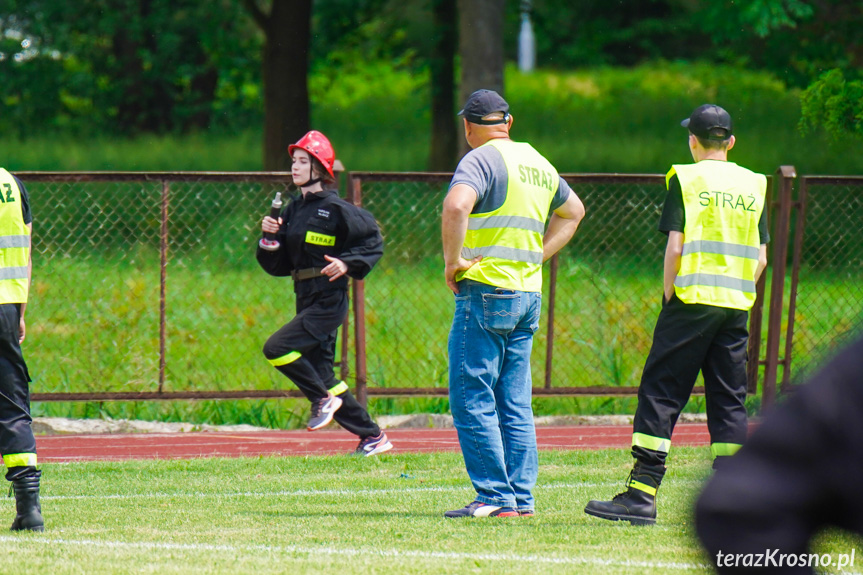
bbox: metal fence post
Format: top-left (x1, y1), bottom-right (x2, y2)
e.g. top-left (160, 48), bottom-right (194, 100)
top-left (746, 174), bottom-right (773, 394)
top-left (746, 266), bottom-right (768, 394)
top-left (545, 253), bottom-right (558, 388)
top-left (762, 166), bottom-right (796, 409)
top-left (336, 160), bottom-right (351, 385)
top-left (349, 175), bottom-right (369, 408)
top-left (340, 287), bottom-right (351, 384)
top-left (159, 179), bottom-right (169, 394)
top-left (780, 176), bottom-right (808, 393)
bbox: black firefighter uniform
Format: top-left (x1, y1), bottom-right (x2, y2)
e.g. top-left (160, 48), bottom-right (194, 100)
top-left (256, 188), bottom-right (384, 438)
top-left (632, 160), bottom-right (767, 470)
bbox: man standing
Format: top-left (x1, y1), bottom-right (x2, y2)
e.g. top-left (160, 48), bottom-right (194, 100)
top-left (0, 168), bottom-right (42, 531)
top-left (442, 89), bottom-right (585, 518)
top-left (584, 104), bottom-right (769, 526)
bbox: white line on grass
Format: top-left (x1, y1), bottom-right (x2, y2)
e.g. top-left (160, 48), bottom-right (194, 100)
top-left (41, 480), bottom-right (703, 501)
top-left (0, 534), bottom-right (712, 571)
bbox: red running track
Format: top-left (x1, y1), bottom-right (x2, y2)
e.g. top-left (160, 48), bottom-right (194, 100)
top-left (35, 423), bottom-right (712, 462)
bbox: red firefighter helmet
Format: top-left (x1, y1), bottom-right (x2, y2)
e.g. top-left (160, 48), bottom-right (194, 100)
top-left (288, 130), bottom-right (336, 179)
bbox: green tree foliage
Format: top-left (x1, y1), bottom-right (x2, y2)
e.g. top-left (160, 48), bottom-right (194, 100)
top-left (705, 0), bottom-right (863, 139)
top-left (311, 0), bottom-right (427, 69)
top-left (3, 0), bottom-right (862, 144)
top-left (499, 0), bottom-right (821, 77)
top-left (0, 28), bottom-right (67, 133)
top-left (0, 0), bottom-right (260, 136)
top-left (703, 0), bottom-right (813, 38)
top-left (698, 0), bottom-right (860, 90)
top-left (800, 69), bottom-right (863, 138)
top-left (503, 0), bottom-right (699, 68)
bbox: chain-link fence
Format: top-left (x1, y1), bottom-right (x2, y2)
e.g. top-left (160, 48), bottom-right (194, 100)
top-left (778, 176), bottom-right (863, 388)
top-left (20, 173), bottom-right (306, 400)
top-left (16, 170), bottom-right (863, 408)
top-left (352, 173), bottom-right (701, 397)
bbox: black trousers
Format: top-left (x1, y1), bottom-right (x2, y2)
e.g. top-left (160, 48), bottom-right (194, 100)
top-left (696, 335), bottom-right (863, 574)
top-left (633, 294), bottom-right (749, 466)
top-left (0, 304), bottom-right (36, 480)
top-left (263, 288), bottom-right (380, 439)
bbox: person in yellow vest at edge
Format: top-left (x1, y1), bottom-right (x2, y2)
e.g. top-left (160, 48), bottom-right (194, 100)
top-left (442, 90), bottom-right (585, 518)
top-left (584, 104), bottom-right (769, 525)
top-left (0, 168), bottom-right (42, 531)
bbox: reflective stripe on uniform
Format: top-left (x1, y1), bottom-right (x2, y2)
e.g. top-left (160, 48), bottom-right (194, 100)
top-left (675, 273), bottom-right (756, 293)
top-left (632, 432), bottom-right (671, 453)
top-left (0, 235), bottom-right (30, 249)
top-left (461, 246), bottom-right (544, 265)
top-left (3, 453), bottom-right (37, 468)
top-left (329, 381), bottom-right (349, 395)
top-left (268, 351), bottom-right (302, 367)
top-left (305, 231), bottom-right (336, 246)
top-left (710, 442), bottom-right (743, 458)
top-left (466, 215), bottom-right (546, 234)
top-left (681, 240), bottom-right (760, 260)
top-left (0, 266), bottom-right (29, 280)
top-left (629, 480), bottom-right (657, 496)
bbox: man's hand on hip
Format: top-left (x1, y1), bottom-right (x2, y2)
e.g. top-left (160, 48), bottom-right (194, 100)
top-left (445, 256), bottom-right (482, 294)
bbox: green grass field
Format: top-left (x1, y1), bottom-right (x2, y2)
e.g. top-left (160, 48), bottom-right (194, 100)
top-left (2, 448), bottom-right (859, 574)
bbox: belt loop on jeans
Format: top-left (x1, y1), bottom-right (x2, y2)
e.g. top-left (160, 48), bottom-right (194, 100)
top-left (291, 267), bottom-right (325, 281)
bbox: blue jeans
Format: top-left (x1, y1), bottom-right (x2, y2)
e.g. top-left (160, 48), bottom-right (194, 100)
top-left (448, 279), bottom-right (541, 511)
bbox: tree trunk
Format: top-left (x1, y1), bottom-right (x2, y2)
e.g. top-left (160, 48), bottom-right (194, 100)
top-left (111, 29), bottom-right (145, 134)
top-left (246, 0), bottom-right (312, 170)
top-left (113, 0), bottom-right (179, 134)
top-left (456, 0), bottom-right (505, 158)
top-left (185, 64), bottom-right (219, 132)
top-left (428, 0), bottom-right (458, 171)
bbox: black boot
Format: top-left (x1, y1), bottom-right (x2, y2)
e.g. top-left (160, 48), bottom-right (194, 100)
top-left (584, 462), bottom-right (665, 526)
top-left (10, 470), bottom-right (43, 532)
top-left (712, 455), bottom-right (733, 471)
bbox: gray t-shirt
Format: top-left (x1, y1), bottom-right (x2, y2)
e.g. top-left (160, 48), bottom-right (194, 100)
top-left (450, 142), bottom-right (572, 214)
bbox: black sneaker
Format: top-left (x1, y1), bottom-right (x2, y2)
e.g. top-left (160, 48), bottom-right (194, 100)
top-left (444, 501), bottom-right (519, 518)
top-left (353, 432), bottom-right (393, 456)
top-left (518, 509), bottom-right (535, 517)
top-left (307, 393), bottom-right (343, 431)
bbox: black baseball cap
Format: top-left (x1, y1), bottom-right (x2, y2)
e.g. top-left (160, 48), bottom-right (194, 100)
top-left (681, 104), bottom-right (733, 140)
top-left (457, 89), bottom-right (510, 125)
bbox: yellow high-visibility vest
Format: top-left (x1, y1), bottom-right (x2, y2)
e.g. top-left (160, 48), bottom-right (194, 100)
top-left (0, 169), bottom-right (30, 304)
top-left (670, 161), bottom-right (766, 310)
top-left (459, 139), bottom-right (558, 292)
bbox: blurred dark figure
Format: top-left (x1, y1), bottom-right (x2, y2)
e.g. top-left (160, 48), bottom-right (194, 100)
top-left (696, 335), bottom-right (863, 573)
